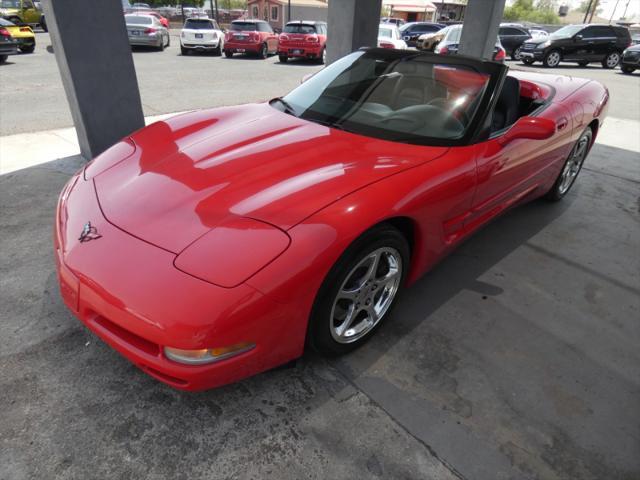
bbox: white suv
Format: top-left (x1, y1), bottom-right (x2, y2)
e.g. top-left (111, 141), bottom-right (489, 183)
top-left (180, 17), bottom-right (224, 55)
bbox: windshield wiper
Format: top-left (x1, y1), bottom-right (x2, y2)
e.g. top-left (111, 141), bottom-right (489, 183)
top-left (270, 97), bottom-right (297, 116)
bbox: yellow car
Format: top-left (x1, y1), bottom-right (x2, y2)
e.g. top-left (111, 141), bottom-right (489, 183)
top-left (0, 17), bottom-right (35, 53)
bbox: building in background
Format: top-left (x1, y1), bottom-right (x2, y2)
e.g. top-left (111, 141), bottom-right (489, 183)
top-left (382, 0), bottom-right (437, 22)
top-left (246, 0), bottom-right (328, 31)
top-left (435, 0), bottom-right (467, 22)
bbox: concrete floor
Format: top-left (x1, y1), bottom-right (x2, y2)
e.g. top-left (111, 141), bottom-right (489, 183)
top-left (1, 29), bottom-right (640, 480)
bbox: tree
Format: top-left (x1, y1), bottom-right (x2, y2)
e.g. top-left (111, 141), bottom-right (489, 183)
top-left (503, 0), bottom-right (560, 24)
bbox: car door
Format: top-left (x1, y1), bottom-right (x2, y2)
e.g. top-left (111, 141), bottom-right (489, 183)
top-left (263, 23), bottom-right (277, 51)
top-left (467, 92), bottom-right (574, 231)
top-left (21, 0), bottom-right (39, 24)
top-left (590, 25), bottom-right (617, 60)
top-left (578, 26), bottom-right (607, 60)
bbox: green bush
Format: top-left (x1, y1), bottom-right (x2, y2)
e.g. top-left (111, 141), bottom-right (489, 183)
top-left (503, 0), bottom-right (560, 24)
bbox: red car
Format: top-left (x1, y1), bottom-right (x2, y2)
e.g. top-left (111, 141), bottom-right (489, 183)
top-left (278, 20), bottom-right (327, 64)
top-left (147, 11), bottom-right (169, 29)
top-left (55, 49), bottom-right (608, 391)
top-left (224, 19), bottom-right (278, 59)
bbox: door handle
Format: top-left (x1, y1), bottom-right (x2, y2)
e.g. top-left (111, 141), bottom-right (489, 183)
top-left (557, 117), bottom-right (568, 131)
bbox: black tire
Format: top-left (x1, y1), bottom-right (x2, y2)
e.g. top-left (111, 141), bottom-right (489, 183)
top-left (278, 54), bottom-right (287, 63)
top-left (224, 50), bottom-right (233, 58)
top-left (0, 54), bottom-right (7, 64)
top-left (158, 38), bottom-right (165, 51)
top-left (214, 43), bottom-right (222, 56)
top-left (307, 224), bottom-right (410, 356)
top-left (19, 43), bottom-right (35, 54)
top-left (521, 57), bottom-right (534, 65)
top-left (181, 45), bottom-right (189, 56)
top-left (511, 46), bottom-right (522, 61)
top-left (259, 43), bottom-right (268, 59)
top-left (543, 49), bottom-right (561, 68)
top-left (166, 34), bottom-right (170, 47)
top-left (621, 65), bottom-right (635, 74)
top-left (602, 51), bottom-right (621, 69)
top-left (545, 127), bottom-right (592, 202)
top-left (577, 61), bottom-right (589, 67)
top-left (318, 47), bottom-right (326, 64)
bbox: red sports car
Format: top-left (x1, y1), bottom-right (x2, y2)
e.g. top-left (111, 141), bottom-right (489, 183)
top-left (54, 49), bottom-right (608, 391)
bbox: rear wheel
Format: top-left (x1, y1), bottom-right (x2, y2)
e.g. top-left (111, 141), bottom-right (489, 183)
top-left (543, 49), bottom-right (561, 68)
top-left (40, 17), bottom-right (47, 32)
top-left (621, 65), bottom-right (635, 74)
top-left (545, 128), bottom-right (592, 201)
top-left (602, 51), bottom-right (620, 69)
top-left (318, 47), bottom-right (326, 64)
top-left (224, 50), bottom-right (233, 58)
top-left (166, 34), bottom-right (170, 47)
top-left (19, 43), bottom-right (35, 54)
top-left (307, 224), bottom-right (409, 355)
top-left (181, 45), bottom-right (189, 55)
top-left (0, 54), bottom-right (7, 64)
top-left (511, 46), bottom-right (522, 61)
top-left (259, 43), bottom-right (268, 59)
top-left (278, 54), bottom-right (288, 63)
top-left (214, 41), bottom-right (222, 56)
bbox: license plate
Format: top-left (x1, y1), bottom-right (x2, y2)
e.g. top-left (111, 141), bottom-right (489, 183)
top-left (236, 48), bottom-right (245, 53)
top-left (195, 33), bottom-right (203, 39)
top-left (291, 49), bottom-right (303, 55)
top-left (235, 35), bottom-right (246, 41)
top-left (131, 30), bottom-right (140, 36)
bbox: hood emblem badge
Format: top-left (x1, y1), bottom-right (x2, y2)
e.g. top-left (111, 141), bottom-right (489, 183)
top-left (79, 221), bottom-right (102, 243)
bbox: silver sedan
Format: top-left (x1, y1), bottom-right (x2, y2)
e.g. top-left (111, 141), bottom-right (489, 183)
top-left (125, 14), bottom-right (170, 51)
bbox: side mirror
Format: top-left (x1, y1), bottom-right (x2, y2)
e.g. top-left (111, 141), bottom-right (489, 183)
top-left (498, 117), bottom-right (556, 146)
top-left (574, 34), bottom-right (583, 41)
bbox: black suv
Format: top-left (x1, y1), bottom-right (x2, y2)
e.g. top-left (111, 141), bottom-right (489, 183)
top-left (400, 22), bottom-right (445, 47)
top-left (519, 24), bottom-right (631, 68)
top-left (498, 24), bottom-right (532, 60)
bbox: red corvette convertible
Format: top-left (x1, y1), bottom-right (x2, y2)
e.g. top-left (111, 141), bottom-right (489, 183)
top-left (54, 49), bottom-right (608, 390)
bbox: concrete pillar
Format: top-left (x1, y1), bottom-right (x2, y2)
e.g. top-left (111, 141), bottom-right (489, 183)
top-left (458, 0), bottom-right (506, 60)
top-left (326, 0), bottom-right (382, 64)
top-left (42, 0), bottom-right (144, 160)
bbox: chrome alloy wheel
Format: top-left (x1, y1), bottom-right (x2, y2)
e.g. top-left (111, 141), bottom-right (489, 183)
top-left (605, 52), bottom-right (620, 68)
top-left (546, 50), bottom-right (561, 67)
top-left (513, 47), bottom-right (522, 60)
top-left (330, 247), bottom-right (402, 344)
top-left (559, 134), bottom-right (589, 194)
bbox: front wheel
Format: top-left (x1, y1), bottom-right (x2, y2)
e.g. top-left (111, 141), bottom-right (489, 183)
top-left (621, 65), bottom-right (635, 74)
top-left (511, 46), bottom-right (522, 61)
top-left (307, 224), bottom-right (409, 355)
top-left (602, 51), bottom-right (620, 69)
top-left (543, 49), bottom-right (561, 68)
top-left (545, 127), bottom-right (592, 201)
top-left (521, 57), bottom-right (534, 65)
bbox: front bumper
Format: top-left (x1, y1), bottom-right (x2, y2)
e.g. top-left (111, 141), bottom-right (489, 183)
top-left (520, 50), bottom-right (545, 61)
top-left (621, 53), bottom-right (640, 67)
top-left (181, 39), bottom-right (220, 50)
top-left (54, 171), bottom-right (299, 390)
top-left (0, 43), bottom-right (18, 56)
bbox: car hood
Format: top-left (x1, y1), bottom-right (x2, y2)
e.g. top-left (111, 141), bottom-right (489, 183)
top-left (94, 103), bottom-right (449, 254)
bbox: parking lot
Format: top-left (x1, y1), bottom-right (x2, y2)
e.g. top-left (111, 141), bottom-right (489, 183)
top-left (1, 29), bottom-right (640, 480)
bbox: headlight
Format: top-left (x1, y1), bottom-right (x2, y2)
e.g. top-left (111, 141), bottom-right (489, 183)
top-left (174, 216), bottom-right (291, 287)
top-left (164, 342), bottom-right (255, 365)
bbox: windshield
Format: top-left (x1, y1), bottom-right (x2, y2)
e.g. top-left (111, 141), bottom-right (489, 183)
top-left (185, 19), bottom-right (213, 30)
top-left (446, 26), bottom-right (462, 43)
top-left (231, 22), bottom-right (258, 31)
top-left (284, 24), bottom-right (316, 34)
top-left (551, 25), bottom-right (583, 39)
top-left (280, 51), bottom-right (492, 144)
top-left (0, 0), bottom-right (20, 7)
top-left (125, 15), bottom-right (153, 25)
top-left (379, 27), bottom-right (393, 38)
